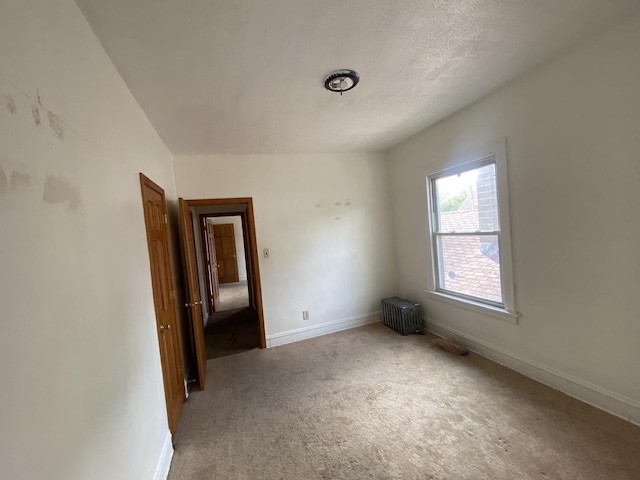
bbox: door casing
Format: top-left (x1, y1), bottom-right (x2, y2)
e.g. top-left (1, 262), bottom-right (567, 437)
top-left (181, 197), bottom-right (267, 391)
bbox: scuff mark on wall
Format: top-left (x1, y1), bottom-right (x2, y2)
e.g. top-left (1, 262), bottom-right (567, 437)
top-left (0, 167), bottom-right (8, 196)
top-left (47, 111), bottom-right (65, 140)
top-left (43, 175), bottom-right (80, 212)
top-left (334, 201), bottom-right (342, 206)
top-left (32, 105), bottom-right (41, 126)
top-left (345, 202), bottom-right (351, 207)
top-left (10, 171), bottom-right (31, 190)
top-left (0, 91), bottom-right (17, 114)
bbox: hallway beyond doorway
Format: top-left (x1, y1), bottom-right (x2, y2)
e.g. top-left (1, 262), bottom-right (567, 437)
top-left (218, 280), bottom-right (249, 311)
top-left (204, 307), bottom-right (260, 359)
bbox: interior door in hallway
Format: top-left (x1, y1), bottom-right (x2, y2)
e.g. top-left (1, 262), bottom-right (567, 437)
top-left (213, 223), bottom-right (239, 284)
top-left (139, 174), bottom-right (185, 437)
top-left (179, 198), bottom-right (207, 390)
top-left (204, 219), bottom-right (221, 313)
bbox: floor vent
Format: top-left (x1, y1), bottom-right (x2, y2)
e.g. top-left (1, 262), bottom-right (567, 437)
top-left (381, 297), bottom-right (423, 335)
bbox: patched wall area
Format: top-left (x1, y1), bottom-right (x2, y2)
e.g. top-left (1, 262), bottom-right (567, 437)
top-left (0, 1), bottom-right (177, 479)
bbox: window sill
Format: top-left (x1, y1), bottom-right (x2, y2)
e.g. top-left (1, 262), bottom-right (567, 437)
top-left (424, 290), bottom-right (520, 324)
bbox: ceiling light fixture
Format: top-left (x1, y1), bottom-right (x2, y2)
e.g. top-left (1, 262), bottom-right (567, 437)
top-left (323, 69), bottom-right (360, 95)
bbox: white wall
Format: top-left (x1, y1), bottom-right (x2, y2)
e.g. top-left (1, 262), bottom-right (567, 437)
top-left (389, 15), bottom-right (640, 423)
top-left (174, 154), bottom-right (397, 342)
top-left (0, 1), bottom-right (176, 479)
top-left (209, 215), bottom-right (247, 281)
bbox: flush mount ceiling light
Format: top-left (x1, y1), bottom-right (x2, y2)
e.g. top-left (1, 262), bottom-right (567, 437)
top-left (323, 69), bottom-right (360, 95)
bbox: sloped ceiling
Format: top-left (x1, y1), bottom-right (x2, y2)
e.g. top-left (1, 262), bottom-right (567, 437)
top-left (76, 0), bottom-right (640, 154)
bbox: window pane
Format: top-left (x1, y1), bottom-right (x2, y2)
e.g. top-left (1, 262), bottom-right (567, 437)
top-left (434, 162), bottom-right (499, 233)
top-left (438, 234), bottom-right (502, 304)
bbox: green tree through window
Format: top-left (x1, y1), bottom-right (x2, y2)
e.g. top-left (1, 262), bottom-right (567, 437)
top-left (439, 190), bottom-right (468, 212)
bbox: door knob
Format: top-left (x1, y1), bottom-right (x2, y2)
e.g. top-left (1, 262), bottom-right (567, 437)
top-left (166, 324), bottom-right (172, 330)
top-left (159, 325), bottom-right (165, 332)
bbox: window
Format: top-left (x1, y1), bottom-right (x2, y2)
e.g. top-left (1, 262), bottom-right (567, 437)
top-left (426, 140), bottom-right (518, 322)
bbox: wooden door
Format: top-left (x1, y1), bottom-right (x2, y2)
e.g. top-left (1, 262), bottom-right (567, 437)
top-left (200, 217), bottom-right (221, 314)
top-left (139, 174), bottom-right (185, 436)
top-left (178, 198), bottom-right (207, 390)
top-left (205, 221), bottom-right (222, 311)
top-left (213, 223), bottom-right (239, 284)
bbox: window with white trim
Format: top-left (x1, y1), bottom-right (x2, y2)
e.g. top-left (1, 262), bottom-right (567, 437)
top-left (426, 141), bottom-right (517, 320)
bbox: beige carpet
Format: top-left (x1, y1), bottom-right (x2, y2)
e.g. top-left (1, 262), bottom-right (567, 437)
top-left (218, 281), bottom-right (249, 311)
top-left (168, 323), bottom-right (640, 480)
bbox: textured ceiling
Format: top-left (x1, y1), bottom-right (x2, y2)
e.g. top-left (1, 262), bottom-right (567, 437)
top-left (76, 0), bottom-right (640, 154)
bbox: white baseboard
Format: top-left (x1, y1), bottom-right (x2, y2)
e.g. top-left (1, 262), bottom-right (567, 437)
top-left (239, 275), bottom-right (247, 281)
top-left (267, 311), bottom-right (382, 348)
top-left (425, 317), bottom-right (640, 426)
top-left (153, 431), bottom-right (174, 480)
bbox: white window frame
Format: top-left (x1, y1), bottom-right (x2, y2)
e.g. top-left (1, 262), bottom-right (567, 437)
top-left (425, 139), bottom-right (519, 324)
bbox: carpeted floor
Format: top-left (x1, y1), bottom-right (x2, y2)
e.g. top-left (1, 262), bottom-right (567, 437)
top-left (218, 281), bottom-right (249, 311)
top-left (169, 323), bottom-right (640, 480)
top-left (204, 307), bottom-right (261, 360)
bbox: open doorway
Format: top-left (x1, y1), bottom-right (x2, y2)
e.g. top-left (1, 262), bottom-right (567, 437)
top-left (199, 215), bottom-right (249, 313)
top-left (195, 211), bottom-right (259, 359)
top-left (180, 198), bottom-right (265, 376)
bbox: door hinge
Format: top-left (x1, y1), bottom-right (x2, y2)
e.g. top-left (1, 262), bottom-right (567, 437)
top-left (164, 214), bottom-right (168, 225)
